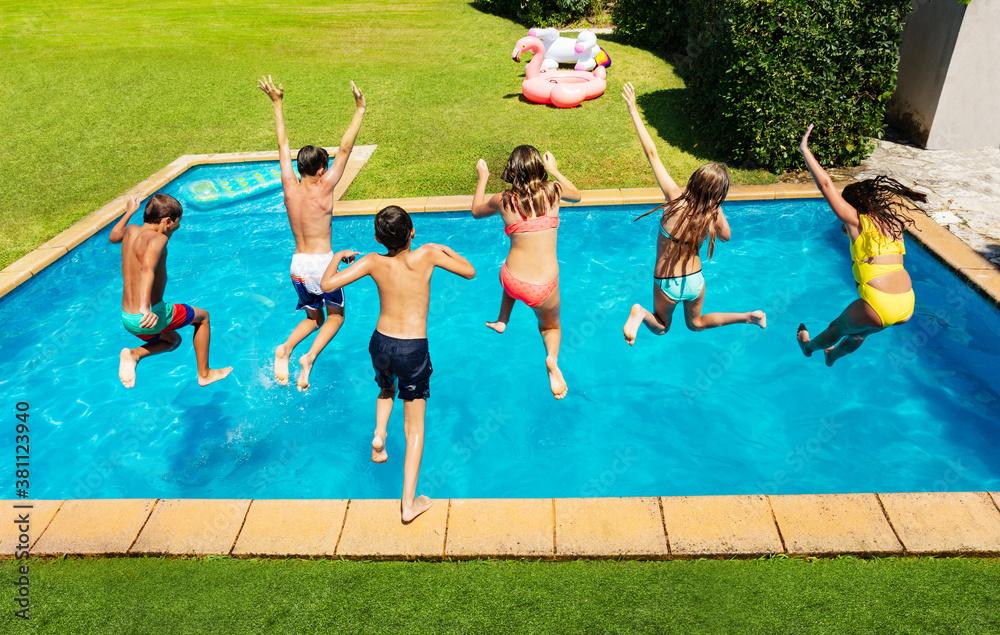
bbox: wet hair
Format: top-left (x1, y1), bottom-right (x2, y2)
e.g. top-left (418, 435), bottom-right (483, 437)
top-left (636, 162), bottom-right (730, 270)
top-left (841, 176), bottom-right (926, 240)
top-left (296, 145), bottom-right (329, 177)
top-left (143, 193), bottom-right (183, 224)
top-left (499, 145), bottom-right (560, 219)
top-left (374, 205), bottom-right (413, 251)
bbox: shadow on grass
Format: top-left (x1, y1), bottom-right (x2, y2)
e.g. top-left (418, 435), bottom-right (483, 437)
top-left (636, 88), bottom-right (726, 165)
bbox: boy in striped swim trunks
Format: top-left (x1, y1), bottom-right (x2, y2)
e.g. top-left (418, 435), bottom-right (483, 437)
top-left (110, 194), bottom-right (232, 388)
top-left (259, 75), bottom-right (367, 392)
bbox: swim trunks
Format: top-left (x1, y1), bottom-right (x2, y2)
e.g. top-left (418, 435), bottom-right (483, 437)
top-left (368, 330), bottom-right (432, 401)
top-left (121, 301), bottom-right (195, 343)
top-left (290, 252), bottom-right (345, 312)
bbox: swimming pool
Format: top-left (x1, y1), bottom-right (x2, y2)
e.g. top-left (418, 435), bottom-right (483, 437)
top-left (2, 161), bottom-right (999, 500)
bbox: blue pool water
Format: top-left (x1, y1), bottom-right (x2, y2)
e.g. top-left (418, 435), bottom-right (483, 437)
top-left (2, 161), bottom-right (999, 500)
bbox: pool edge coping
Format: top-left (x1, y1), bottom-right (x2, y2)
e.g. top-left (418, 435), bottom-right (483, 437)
top-left (6, 492), bottom-right (1000, 560)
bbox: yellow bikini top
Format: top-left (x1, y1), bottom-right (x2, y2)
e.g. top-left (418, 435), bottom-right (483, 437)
top-left (850, 214), bottom-right (905, 263)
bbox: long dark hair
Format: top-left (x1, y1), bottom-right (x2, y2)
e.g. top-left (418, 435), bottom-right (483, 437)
top-left (841, 176), bottom-right (927, 240)
top-left (635, 162), bottom-right (730, 270)
top-left (500, 145), bottom-right (560, 219)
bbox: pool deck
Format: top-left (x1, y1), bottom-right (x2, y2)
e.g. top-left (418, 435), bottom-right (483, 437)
top-left (5, 493), bottom-right (1000, 559)
top-left (3, 151), bottom-right (1000, 560)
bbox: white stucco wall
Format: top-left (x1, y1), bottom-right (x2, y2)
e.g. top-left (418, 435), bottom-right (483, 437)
top-left (887, 0), bottom-right (1000, 149)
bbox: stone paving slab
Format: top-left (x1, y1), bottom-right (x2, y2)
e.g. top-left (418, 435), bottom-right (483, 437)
top-left (725, 184), bottom-right (776, 201)
top-left (233, 499), bottom-right (347, 557)
top-left (620, 187), bottom-right (667, 204)
top-left (0, 501), bottom-right (63, 552)
top-left (426, 195), bottom-right (474, 212)
top-left (769, 494), bottom-right (902, 556)
top-left (879, 492), bottom-right (1000, 555)
top-left (447, 498), bottom-right (553, 558)
top-left (662, 495), bottom-right (784, 557)
top-left (0, 270), bottom-right (32, 297)
top-left (130, 499), bottom-right (250, 556)
top-left (336, 499), bottom-right (447, 560)
top-left (563, 189), bottom-right (625, 207)
top-left (332, 198), bottom-right (383, 216)
top-left (377, 197), bottom-right (429, 214)
top-left (555, 497), bottom-right (667, 558)
top-left (4, 246), bottom-right (68, 275)
top-left (33, 499), bottom-right (155, 556)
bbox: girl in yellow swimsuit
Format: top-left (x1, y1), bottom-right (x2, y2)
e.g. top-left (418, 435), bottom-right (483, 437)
top-left (796, 124), bottom-right (928, 366)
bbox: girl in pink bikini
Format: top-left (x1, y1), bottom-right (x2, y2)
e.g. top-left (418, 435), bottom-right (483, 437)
top-left (472, 145), bottom-right (582, 399)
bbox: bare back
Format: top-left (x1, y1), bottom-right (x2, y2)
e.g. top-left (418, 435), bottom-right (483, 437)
top-left (284, 177), bottom-right (335, 255)
top-left (500, 196), bottom-right (561, 285)
top-left (119, 226), bottom-right (168, 313)
top-left (367, 246), bottom-right (440, 339)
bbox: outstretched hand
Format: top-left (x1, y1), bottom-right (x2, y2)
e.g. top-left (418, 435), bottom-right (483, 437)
top-left (542, 151), bottom-right (558, 173)
top-left (258, 75), bottom-right (284, 102)
top-left (799, 124), bottom-right (814, 153)
top-left (476, 159), bottom-right (489, 180)
top-left (622, 81), bottom-right (637, 110)
top-left (125, 195), bottom-right (140, 214)
top-left (340, 250), bottom-right (361, 265)
top-left (350, 81), bottom-right (365, 110)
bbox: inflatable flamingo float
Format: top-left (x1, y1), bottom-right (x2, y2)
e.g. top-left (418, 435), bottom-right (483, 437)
top-left (513, 36), bottom-right (606, 108)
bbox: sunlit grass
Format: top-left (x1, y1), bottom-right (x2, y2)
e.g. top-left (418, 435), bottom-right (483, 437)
top-left (0, 0), bottom-right (775, 268)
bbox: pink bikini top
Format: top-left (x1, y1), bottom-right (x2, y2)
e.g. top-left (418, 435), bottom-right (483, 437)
top-left (504, 195), bottom-right (560, 236)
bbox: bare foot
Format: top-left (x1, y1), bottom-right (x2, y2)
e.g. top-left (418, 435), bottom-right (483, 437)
top-left (274, 344), bottom-right (290, 385)
top-left (623, 304), bottom-right (644, 346)
top-left (198, 367), bottom-right (233, 387)
top-left (485, 320), bottom-right (506, 333)
top-left (372, 433), bottom-right (388, 463)
top-left (797, 323), bottom-right (813, 357)
top-left (297, 353), bottom-right (315, 392)
top-left (824, 346), bottom-right (836, 367)
top-left (750, 310), bottom-right (767, 329)
top-left (545, 355), bottom-right (568, 400)
top-left (119, 348), bottom-right (138, 388)
top-left (401, 495), bottom-right (432, 523)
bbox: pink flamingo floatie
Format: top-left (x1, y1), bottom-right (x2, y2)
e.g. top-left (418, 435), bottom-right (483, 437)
top-left (514, 36), bottom-right (606, 108)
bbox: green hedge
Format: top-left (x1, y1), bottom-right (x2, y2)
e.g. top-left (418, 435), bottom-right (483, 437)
top-left (474, 0), bottom-right (600, 27)
top-left (610, 0), bottom-right (687, 53)
top-left (614, 0), bottom-right (912, 172)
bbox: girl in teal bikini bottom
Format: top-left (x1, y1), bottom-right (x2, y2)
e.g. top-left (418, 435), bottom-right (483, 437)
top-left (619, 81), bottom-right (766, 345)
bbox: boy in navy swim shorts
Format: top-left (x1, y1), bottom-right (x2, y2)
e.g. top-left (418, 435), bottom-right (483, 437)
top-left (320, 206), bottom-right (475, 523)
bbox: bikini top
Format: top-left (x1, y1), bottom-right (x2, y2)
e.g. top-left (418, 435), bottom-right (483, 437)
top-left (850, 214), bottom-right (905, 263)
top-left (658, 223), bottom-right (700, 248)
top-left (504, 195), bottom-right (559, 236)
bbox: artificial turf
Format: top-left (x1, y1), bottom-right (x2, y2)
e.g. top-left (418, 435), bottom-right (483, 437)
top-left (0, 0), bottom-right (776, 270)
top-left (0, 556), bottom-right (997, 633)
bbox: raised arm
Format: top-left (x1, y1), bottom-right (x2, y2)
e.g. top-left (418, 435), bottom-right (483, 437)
top-left (471, 159), bottom-right (503, 218)
top-left (542, 152), bottom-right (582, 202)
top-left (425, 244), bottom-right (476, 280)
top-left (258, 75), bottom-right (296, 189)
top-left (137, 235), bottom-right (167, 328)
top-left (623, 82), bottom-right (682, 202)
top-left (799, 125), bottom-right (858, 228)
top-left (109, 196), bottom-right (141, 243)
top-left (321, 251), bottom-right (369, 293)
top-left (322, 82), bottom-right (367, 193)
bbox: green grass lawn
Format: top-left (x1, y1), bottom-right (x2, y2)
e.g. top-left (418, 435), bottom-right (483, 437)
top-left (1, 557), bottom-right (997, 633)
top-left (0, 0), bottom-right (775, 270)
